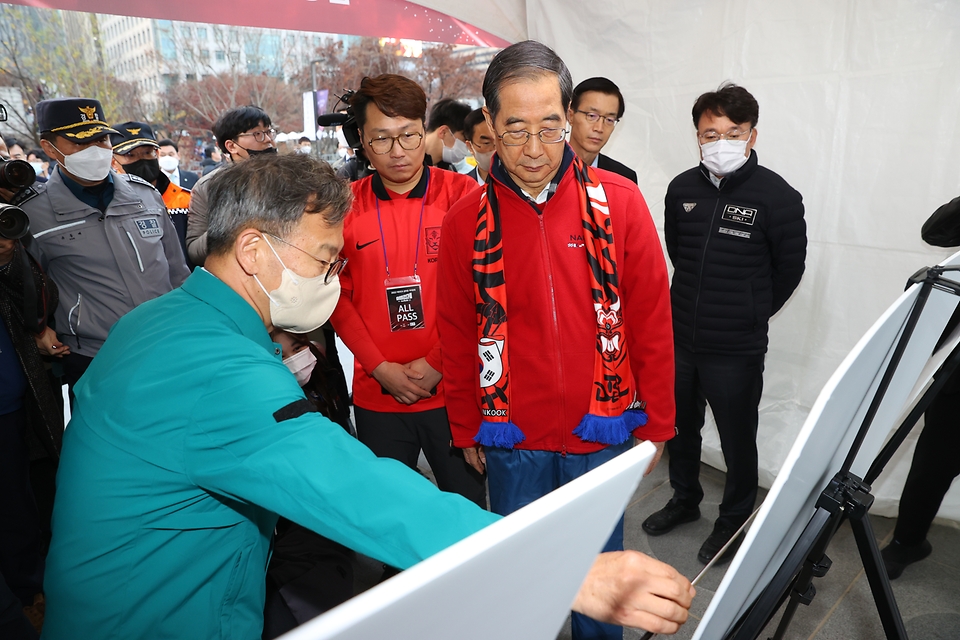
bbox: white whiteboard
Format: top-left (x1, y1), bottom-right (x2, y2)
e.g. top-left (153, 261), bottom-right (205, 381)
top-left (281, 441), bottom-right (656, 640)
top-left (693, 252), bottom-right (960, 640)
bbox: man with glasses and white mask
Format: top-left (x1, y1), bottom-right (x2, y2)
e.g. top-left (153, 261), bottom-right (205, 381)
top-left (642, 83), bottom-right (807, 566)
top-left (436, 41), bottom-right (677, 640)
top-left (567, 77), bottom-right (638, 184)
top-left (461, 107), bottom-right (495, 185)
top-left (17, 98), bottom-right (189, 391)
top-left (330, 74), bottom-right (487, 511)
top-left (186, 105), bottom-right (278, 267)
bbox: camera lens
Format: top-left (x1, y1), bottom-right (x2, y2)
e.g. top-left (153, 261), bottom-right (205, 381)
top-left (0, 158), bottom-right (37, 190)
top-left (0, 204), bottom-right (30, 240)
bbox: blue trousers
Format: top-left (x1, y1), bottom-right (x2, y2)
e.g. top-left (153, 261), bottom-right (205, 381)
top-left (485, 440), bottom-right (632, 640)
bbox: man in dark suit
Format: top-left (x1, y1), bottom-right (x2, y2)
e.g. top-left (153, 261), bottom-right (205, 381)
top-left (567, 77), bottom-right (638, 184)
top-left (158, 139), bottom-right (199, 190)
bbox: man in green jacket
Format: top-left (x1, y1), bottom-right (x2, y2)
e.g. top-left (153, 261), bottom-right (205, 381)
top-left (42, 154), bottom-right (693, 639)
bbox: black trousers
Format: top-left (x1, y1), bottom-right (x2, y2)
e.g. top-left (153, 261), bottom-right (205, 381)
top-left (354, 406), bottom-right (487, 508)
top-left (60, 352), bottom-right (93, 398)
top-left (893, 366), bottom-right (960, 546)
top-left (0, 570), bottom-right (37, 640)
top-left (668, 348), bottom-right (765, 528)
top-left (0, 408), bottom-right (43, 607)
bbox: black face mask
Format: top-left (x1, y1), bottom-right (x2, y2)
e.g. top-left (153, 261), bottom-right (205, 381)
top-left (124, 157), bottom-right (161, 183)
top-left (237, 145), bottom-right (278, 157)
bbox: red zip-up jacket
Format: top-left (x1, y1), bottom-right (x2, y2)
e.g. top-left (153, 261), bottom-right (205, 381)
top-left (436, 158), bottom-right (675, 453)
top-left (332, 167), bottom-right (480, 413)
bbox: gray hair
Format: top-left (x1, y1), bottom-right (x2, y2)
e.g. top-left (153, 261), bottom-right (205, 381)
top-left (482, 40), bottom-right (573, 120)
top-left (206, 154), bottom-right (353, 256)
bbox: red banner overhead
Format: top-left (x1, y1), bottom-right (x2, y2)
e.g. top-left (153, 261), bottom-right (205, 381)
top-left (2, 0), bottom-right (511, 47)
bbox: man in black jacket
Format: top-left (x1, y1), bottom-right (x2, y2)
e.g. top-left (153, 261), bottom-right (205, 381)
top-left (642, 84), bottom-right (807, 564)
top-left (567, 77), bottom-right (638, 184)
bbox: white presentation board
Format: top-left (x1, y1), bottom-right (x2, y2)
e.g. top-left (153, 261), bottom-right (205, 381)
top-left (281, 441), bottom-right (657, 640)
top-left (693, 252), bottom-right (960, 640)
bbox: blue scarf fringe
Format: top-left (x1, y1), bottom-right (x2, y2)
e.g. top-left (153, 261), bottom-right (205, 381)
top-left (474, 420), bottom-right (526, 448)
top-left (573, 409), bottom-right (648, 445)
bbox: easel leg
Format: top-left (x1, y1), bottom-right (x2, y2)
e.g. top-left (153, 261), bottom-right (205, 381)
top-left (850, 512), bottom-right (908, 639)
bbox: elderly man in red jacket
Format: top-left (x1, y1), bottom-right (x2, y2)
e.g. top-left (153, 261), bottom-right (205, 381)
top-left (436, 41), bottom-right (675, 640)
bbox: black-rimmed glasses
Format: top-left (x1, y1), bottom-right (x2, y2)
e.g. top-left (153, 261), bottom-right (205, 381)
top-left (237, 128), bottom-right (278, 143)
top-left (367, 132), bottom-right (424, 155)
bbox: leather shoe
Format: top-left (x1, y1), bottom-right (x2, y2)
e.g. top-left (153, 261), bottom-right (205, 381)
top-left (881, 539), bottom-right (932, 580)
top-left (698, 522), bottom-right (743, 564)
top-left (642, 499), bottom-right (700, 536)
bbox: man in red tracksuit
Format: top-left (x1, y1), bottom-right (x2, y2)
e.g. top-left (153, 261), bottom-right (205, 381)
top-left (331, 74), bottom-right (486, 507)
top-left (435, 42), bottom-right (675, 640)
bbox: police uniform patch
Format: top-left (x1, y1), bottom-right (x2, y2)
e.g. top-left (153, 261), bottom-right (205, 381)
top-left (720, 204), bottom-right (757, 225)
top-left (135, 218), bottom-right (162, 237)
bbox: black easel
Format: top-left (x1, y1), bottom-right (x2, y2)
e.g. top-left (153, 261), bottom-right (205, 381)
top-left (723, 265), bottom-right (960, 640)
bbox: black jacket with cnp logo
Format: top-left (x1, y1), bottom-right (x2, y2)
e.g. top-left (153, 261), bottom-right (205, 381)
top-left (664, 151), bottom-right (806, 355)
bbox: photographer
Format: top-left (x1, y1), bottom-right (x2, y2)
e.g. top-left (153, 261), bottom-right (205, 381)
top-left (881, 193), bottom-right (960, 579)
top-left (0, 191), bottom-right (66, 636)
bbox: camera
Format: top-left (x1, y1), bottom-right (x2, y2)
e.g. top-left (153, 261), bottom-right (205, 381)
top-left (0, 203), bottom-right (30, 240)
top-left (316, 90), bottom-right (361, 149)
top-left (0, 156), bottom-right (37, 191)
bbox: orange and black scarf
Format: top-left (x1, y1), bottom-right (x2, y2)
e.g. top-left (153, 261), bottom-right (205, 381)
top-left (472, 155), bottom-right (647, 448)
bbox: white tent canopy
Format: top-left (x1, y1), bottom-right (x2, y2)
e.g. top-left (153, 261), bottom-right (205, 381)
top-left (419, 0), bottom-right (960, 521)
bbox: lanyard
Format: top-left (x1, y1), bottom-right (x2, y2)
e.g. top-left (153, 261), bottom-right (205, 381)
top-left (374, 169), bottom-right (428, 279)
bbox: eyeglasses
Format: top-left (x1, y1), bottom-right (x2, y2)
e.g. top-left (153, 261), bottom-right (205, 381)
top-left (697, 128), bottom-right (752, 144)
top-left (367, 132), bottom-right (423, 155)
top-left (576, 110), bottom-right (619, 127)
top-left (236, 128), bottom-right (278, 143)
top-left (264, 233), bottom-right (347, 284)
top-left (470, 139), bottom-right (496, 152)
top-left (496, 127), bottom-right (567, 147)
top-left (121, 147), bottom-right (158, 161)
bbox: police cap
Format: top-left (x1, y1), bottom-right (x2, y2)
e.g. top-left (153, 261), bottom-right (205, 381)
top-left (36, 98), bottom-right (119, 142)
top-left (111, 121), bottom-right (160, 155)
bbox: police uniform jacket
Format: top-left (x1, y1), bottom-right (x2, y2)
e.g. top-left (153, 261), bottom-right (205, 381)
top-left (42, 269), bottom-right (498, 640)
top-left (20, 168), bottom-right (189, 357)
top-left (664, 151), bottom-right (806, 356)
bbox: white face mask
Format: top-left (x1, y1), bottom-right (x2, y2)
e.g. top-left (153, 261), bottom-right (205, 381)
top-left (700, 139), bottom-right (749, 177)
top-left (29, 161), bottom-right (45, 175)
top-left (283, 347), bottom-right (318, 386)
top-left (442, 136), bottom-right (470, 165)
top-left (254, 235), bottom-right (341, 334)
top-left (473, 150), bottom-right (494, 174)
top-left (54, 143), bottom-right (114, 182)
top-left (298, 145), bottom-right (312, 154)
top-left (158, 155), bottom-right (179, 173)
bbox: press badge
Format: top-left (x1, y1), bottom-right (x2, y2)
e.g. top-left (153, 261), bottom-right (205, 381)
top-left (385, 275), bottom-right (425, 331)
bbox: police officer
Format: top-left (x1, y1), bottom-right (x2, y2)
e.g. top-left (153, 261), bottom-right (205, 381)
top-left (19, 98), bottom-right (189, 388)
top-left (110, 122), bottom-right (193, 265)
